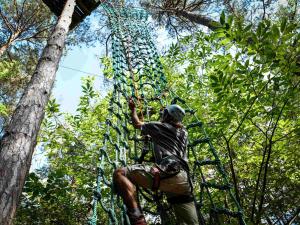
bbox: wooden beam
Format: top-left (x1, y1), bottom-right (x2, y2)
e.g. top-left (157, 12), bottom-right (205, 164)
top-left (42, 0), bottom-right (101, 29)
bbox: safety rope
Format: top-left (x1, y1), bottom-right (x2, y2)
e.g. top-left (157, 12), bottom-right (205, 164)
top-left (88, 2), bottom-right (246, 225)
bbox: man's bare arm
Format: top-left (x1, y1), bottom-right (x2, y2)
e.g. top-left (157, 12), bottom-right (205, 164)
top-left (129, 98), bottom-right (144, 129)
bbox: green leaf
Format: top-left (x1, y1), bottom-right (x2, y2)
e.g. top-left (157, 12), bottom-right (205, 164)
top-left (211, 75), bottom-right (219, 82)
top-left (280, 18), bottom-right (287, 32)
top-left (0, 103), bottom-right (8, 117)
top-left (227, 15), bottom-right (233, 27)
top-left (271, 25), bottom-right (280, 40)
top-left (220, 38), bottom-right (231, 45)
top-left (215, 31), bottom-right (226, 38)
top-left (220, 11), bottom-right (225, 25)
top-left (244, 24), bottom-right (252, 33)
top-left (257, 22), bottom-right (263, 36)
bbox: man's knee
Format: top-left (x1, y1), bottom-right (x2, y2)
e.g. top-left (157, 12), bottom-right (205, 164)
top-left (113, 167), bottom-right (126, 181)
top-left (113, 167), bottom-right (127, 190)
top-left (113, 168), bottom-right (126, 194)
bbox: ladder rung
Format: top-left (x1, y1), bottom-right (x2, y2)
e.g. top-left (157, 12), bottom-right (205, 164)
top-left (187, 122), bottom-right (203, 129)
top-left (196, 159), bottom-right (220, 166)
top-left (212, 207), bottom-right (242, 218)
top-left (188, 138), bottom-right (210, 147)
top-left (185, 109), bottom-right (196, 115)
top-left (171, 97), bottom-right (186, 104)
top-left (122, 124), bottom-right (130, 134)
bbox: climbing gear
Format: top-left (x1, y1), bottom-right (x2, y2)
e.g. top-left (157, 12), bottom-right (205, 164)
top-left (150, 167), bottom-right (160, 191)
top-left (88, 2), bottom-right (247, 225)
top-left (138, 135), bottom-right (152, 164)
top-left (150, 159), bottom-right (183, 193)
top-left (157, 155), bottom-right (182, 175)
top-left (167, 194), bottom-right (194, 205)
top-left (165, 104), bottom-right (185, 122)
top-left (125, 164), bottom-right (191, 196)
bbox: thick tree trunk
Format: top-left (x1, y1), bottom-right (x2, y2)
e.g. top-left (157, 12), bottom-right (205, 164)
top-left (0, 0), bottom-right (75, 224)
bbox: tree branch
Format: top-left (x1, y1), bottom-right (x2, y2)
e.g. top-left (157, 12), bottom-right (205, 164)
top-left (222, 134), bottom-right (241, 205)
top-left (228, 79), bottom-right (271, 142)
top-left (273, 128), bottom-right (297, 143)
top-left (250, 134), bottom-right (268, 222)
top-left (286, 207), bottom-right (300, 225)
top-left (0, 8), bottom-right (14, 33)
top-left (255, 80), bottom-right (300, 224)
top-left (175, 10), bottom-right (220, 30)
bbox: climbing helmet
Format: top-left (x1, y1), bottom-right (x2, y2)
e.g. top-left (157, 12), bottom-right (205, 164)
top-left (164, 104), bottom-right (185, 122)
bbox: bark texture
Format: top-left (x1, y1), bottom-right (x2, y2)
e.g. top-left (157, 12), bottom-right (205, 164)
top-left (0, 0), bottom-right (75, 224)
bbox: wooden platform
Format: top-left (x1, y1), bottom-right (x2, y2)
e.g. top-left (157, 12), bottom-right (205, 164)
top-left (42, 0), bottom-right (101, 29)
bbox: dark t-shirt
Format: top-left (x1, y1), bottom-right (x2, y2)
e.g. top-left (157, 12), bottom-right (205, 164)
top-left (141, 121), bottom-right (189, 171)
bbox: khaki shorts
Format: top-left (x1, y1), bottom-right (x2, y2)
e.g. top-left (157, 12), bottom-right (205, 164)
top-left (124, 164), bottom-right (199, 225)
top-left (125, 164), bottom-right (190, 195)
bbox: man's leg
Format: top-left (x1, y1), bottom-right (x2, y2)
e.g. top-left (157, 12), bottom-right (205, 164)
top-left (160, 170), bottom-right (200, 225)
top-left (172, 201), bottom-right (199, 225)
top-left (113, 168), bottom-right (138, 208)
top-left (113, 168), bottom-right (147, 225)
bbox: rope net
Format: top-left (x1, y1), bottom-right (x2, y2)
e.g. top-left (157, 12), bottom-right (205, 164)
top-left (89, 3), bottom-right (246, 225)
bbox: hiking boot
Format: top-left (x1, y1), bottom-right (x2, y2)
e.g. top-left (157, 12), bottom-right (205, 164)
top-left (127, 208), bottom-right (147, 225)
top-left (128, 215), bottom-right (147, 225)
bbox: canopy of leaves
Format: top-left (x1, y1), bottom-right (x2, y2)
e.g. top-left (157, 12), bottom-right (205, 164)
top-left (162, 14), bottom-right (300, 224)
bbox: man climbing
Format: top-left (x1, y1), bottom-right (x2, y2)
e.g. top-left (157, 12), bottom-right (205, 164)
top-left (113, 98), bottom-right (199, 225)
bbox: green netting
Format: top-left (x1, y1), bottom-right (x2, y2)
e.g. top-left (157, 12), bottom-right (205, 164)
top-left (88, 3), bottom-right (246, 225)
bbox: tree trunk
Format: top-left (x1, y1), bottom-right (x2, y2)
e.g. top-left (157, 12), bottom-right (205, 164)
top-left (0, 0), bottom-right (75, 224)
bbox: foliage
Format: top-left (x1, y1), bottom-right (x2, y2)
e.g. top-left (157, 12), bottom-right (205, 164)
top-left (15, 77), bottom-right (111, 224)
top-left (140, 0), bottom-right (299, 36)
top-left (140, 0), bottom-right (220, 34)
top-left (0, 59), bottom-right (27, 131)
top-left (0, 0), bottom-right (54, 132)
top-left (0, 103), bottom-right (8, 117)
top-left (0, 0), bottom-right (55, 56)
top-left (15, 170), bottom-right (90, 225)
top-left (162, 14), bottom-right (300, 225)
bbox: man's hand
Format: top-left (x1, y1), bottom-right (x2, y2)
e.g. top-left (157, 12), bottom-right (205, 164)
top-left (128, 97), bottom-right (144, 128)
top-left (128, 97), bottom-right (136, 111)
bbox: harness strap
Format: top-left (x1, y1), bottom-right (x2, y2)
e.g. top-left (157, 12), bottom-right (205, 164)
top-left (151, 167), bottom-right (160, 191)
top-left (167, 195), bottom-right (194, 204)
top-left (151, 165), bottom-right (182, 191)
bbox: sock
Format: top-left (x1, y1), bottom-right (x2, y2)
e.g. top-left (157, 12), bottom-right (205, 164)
top-left (127, 207), bottom-right (143, 218)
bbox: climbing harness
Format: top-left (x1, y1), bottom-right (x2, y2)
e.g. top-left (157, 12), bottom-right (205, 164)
top-left (88, 2), bottom-right (247, 225)
top-left (150, 167), bottom-right (160, 191)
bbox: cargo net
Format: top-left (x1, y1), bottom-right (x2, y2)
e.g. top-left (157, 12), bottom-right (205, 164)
top-left (88, 3), bottom-right (246, 225)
